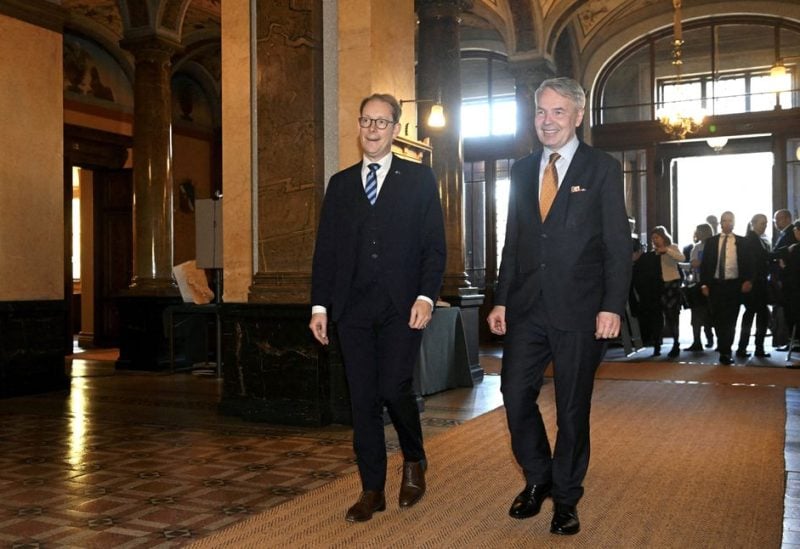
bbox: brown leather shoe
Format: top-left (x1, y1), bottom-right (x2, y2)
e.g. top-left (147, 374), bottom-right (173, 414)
top-left (398, 461), bottom-right (426, 508)
top-left (345, 490), bottom-right (386, 522)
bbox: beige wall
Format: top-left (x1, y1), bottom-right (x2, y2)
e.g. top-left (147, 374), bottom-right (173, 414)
top-left (221, 0), bottom-right (254, 303)
top-left (0, 15), bottom-right (64, 300)
top-left (337, 0), bottom-right (417, 168)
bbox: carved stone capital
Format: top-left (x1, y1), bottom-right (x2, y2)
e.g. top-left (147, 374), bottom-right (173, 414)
top-left (415, 0), bottom-right (474, 20)
top-left (120, 34), bottom-right (182, 64)
top-left (508, 56), bottom-right (556, 84)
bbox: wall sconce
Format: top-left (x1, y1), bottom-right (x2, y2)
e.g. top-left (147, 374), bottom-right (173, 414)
top-left (399, 97), bottom-right (446, 128)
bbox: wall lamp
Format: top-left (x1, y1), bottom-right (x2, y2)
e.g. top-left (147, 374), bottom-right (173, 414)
top-left (399, 97), bottom-right (446, 128)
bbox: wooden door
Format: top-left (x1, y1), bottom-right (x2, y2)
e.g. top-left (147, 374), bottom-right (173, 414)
top-left (93, 169), bottom-right (133, 347)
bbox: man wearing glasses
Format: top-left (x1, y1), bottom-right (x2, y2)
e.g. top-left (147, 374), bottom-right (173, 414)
top-left (309, 94), bottom-right (446, 522)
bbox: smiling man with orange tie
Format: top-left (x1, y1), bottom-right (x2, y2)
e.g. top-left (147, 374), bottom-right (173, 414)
top-left (487, 77), bottom-right (630, 536)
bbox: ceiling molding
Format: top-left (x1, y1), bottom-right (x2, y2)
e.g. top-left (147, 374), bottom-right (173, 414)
top-left (0, 0), bottom-right (67, 33)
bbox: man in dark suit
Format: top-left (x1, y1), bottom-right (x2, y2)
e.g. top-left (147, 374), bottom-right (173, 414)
top-left (771, 209), bottom-right (796, 349)
top-left (736, 214), bottom-right (771, 358)
top-left (309, 93), bottom-right (446, 523)
top-left (700, 211), bottom-right (753, 364)
top-left (487, 77), bottom-right (630, 536)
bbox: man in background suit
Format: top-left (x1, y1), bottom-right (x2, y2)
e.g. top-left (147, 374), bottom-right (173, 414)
top-left (487, 77), bottom-right (630, 536)
top-left (700, 211), bottom-right (753, 364)
top-left (309, 94), bottom-right (446, 522)
top-left (736, 213), bottom-right (771, 358)
top-left (771, 209), bottom-right (796, 348)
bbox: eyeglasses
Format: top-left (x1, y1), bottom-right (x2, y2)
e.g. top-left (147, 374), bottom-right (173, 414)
top-left (358, 116), bottom-right (395, 130)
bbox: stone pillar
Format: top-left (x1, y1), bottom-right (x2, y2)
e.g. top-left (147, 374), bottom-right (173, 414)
top-left (248, 0), bottom-right (323, 304)
top-left (115, 35), bottom-right (181, 370)
top-left (416, 0), bottom-right (473, 296)
top-left (120, 35), bottom-right (181, 294)
top-left (416, 0), bottom-right (483, 381)
top-left (509, 56), bottom-right (555, 158)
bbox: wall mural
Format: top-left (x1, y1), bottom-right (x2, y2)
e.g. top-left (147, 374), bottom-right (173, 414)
top-left (63, 35), bottom-right (133, 109)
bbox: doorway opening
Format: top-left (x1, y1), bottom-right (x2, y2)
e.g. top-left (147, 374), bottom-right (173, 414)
top-left (675, 152), bottom-right (774, 248)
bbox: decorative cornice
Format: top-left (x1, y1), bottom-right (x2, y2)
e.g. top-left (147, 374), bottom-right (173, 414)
top-left (415, 0), bottom-right (475, 20)
top-left (0, 0), bottom-right (67, 34)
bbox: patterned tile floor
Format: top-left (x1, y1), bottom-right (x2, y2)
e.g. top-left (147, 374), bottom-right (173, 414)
top-left (3, 338), bottom-right (797, 547)
top-left (0, 352), bottom-right (503, 548)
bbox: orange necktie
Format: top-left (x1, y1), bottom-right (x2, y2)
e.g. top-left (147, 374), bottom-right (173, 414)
top-left (539, 152), bottom-right (560, 220)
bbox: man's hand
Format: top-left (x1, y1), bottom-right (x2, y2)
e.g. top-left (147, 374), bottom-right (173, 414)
top-left (701, 284), bottom-right (710, 297)
top-left (309, 312), bottom-right (329, 345)
top-left (487, 306), bottom-right (507, 336)
top-left (741, 280), bottom-right (753, 293)
top-left (595, 311), bottom-right (621, 340)
top-left (409, 299), bottom-right (433, 330)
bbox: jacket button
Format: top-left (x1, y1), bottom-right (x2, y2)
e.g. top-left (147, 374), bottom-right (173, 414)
top-left (371, 253), bottom-right (379, 259)
top-left (540, 263), bottom-right (546, 269)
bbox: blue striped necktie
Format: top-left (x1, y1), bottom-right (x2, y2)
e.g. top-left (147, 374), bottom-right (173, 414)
top-left (365, 163), bottom-right (379, 205)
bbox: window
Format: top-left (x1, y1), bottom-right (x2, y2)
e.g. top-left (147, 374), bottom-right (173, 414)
top-left (597, 18), bottom-right (800, 125)
top-left (657, 69), bottom-right (794, 117)
top-left (461, 53), bottom-right (516, 138)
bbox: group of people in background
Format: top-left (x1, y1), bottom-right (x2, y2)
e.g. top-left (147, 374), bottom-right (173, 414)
top-left (631, 209), bottom-right (800, 364)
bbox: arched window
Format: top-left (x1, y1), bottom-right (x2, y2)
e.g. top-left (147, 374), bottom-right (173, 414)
top-left (461, 51), bottom-right (516, 137)
top-left (595, 17), bottom-right (800, 126)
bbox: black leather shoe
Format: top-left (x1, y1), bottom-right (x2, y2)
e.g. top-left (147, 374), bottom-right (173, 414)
top-left (685, 343), bottom-right (703, 352)
top-left (735, 349), bottom-right (750, 358)
top-left (667, 346), bottom-right (680, 358)
top-left (550, 503), bottom-right (580, 535)
top-left (755, 349), bottom-right (771, 358)
top-left (509, 483), bottom-right (552, 519)
top-left (651, 346), bottom-right (661, 357)
top-left (398, 461), bottom-right (426, 508)
top-left (345, 490), bottom-right (386, 522)
top-left (719, 355), bottom-right (734, 365)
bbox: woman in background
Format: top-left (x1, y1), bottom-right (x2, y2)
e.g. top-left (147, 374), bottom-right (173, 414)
top-left (649, 226), bottom-right (685, 357)
top-left (685, 223), bottom-right (715, 351)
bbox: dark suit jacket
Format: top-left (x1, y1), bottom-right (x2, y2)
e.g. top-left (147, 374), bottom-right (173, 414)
top-left (699, 233), bottom-right (754, 286)
top-left (311, 155), bottom-right (446, 321)
top-left (495, 142), bottom-right (631, 332)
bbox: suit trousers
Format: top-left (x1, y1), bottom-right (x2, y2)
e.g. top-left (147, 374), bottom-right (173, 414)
top-left (336, 283), bottom-right (425, 491)
top-left (738, 286), bottom-right (769, 351)
top-left (709, 279), bottom-right (743, 357)
top-left (501, 297), bottom-right (605, 506)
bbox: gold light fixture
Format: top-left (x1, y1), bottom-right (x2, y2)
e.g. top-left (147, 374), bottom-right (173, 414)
top-left (706, 136), bottom-right (728, 152)
top-left (400, 96), bottom-right (446, 128)
top-left (656, 0), bottom-right (705, 139)
top-left (770, 57), bottom-right (798, 94)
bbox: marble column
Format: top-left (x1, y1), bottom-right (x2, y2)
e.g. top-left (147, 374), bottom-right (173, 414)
top-left (248, 0), bottom-right (323, 304)
top-left (114, 35), bottom-right (181, 370)
top-left (416, 0), bottom-right (483, 381)
top-left (509, 56), bottom-right (555, 158)
top-left (120, 35), bottom-right (180, 294)
top-left (416, 0), bottom-right (474, 297)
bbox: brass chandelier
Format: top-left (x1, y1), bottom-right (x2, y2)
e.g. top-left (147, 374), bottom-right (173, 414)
top-left (657, 0), bottom-right (706, 139)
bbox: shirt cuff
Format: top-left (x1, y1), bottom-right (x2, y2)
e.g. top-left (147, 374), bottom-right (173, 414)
top-left (416, 295), bottom-right (434, 308)
top-left (311, 305), bottom-right (327, 315)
